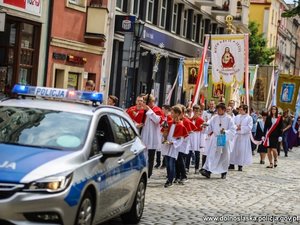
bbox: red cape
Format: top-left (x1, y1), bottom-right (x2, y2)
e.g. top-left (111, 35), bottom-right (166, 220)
top-left (191, 116), bottom-right (204, 132)
top-left (126, 106), bottom-right (145, 124)
top-left (162, 120), bottom-right (189, 138)
top-left (182, 117), bottom-right (197, 133)
top-left (150, 106), bottom-right (164, 124)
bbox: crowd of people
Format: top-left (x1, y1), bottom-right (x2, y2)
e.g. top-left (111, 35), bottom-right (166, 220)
top-left (123, 94), bottom-right (300, 188)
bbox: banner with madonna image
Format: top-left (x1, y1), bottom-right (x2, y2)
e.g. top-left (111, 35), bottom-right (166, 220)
top-left (276, 74), bottom-right (300, 111)
top-left (211, 34), bottom-right (245, 85)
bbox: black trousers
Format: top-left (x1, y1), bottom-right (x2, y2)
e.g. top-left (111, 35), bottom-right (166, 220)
top-left (202, 155), bottom-right (207, 167)
top-left (156, 151), bottom-right (161, 165)
top-left (148, 149), bottom-right (156, 178)
top-left (176, 152), bottom-right (187, 180)
top-left (186, 151), bottom-right (200, 170)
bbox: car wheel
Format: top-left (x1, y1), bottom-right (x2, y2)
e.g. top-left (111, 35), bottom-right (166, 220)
top-left (74, 192), bottom-right (94, 225)
top-left (121, 178), bottom-right (146, 224)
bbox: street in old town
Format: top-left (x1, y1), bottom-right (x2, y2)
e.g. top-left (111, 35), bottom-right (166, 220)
top-left (105, 148), bottom-right (300, 225)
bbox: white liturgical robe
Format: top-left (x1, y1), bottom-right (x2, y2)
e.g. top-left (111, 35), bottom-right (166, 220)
top-left (230, 114), bottom-right (253, 166)
top-left (141, 109), bottom-right (162, 150)
top-left (203, 114), bottom-right (236, 174)
top-left (161, 124), bottom-right (183, 159)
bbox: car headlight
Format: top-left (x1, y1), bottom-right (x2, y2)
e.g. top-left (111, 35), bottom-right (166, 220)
top-left (24, 173), bottom-right (73, 193)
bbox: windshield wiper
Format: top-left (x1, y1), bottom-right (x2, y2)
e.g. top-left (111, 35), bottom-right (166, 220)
top-left (0, 142), bottom-right (65, 151)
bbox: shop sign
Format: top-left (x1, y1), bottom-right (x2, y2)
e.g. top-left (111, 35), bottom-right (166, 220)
top-left (0, 0), bottom-right (42, 16)
top-left (115, 15), bottom-right (136, 33)
top-left (53, 53), bottom-right (67, 61)
top-left (67, 55), bottom-right (87, 65)
top-left (0, 12), bottom-right (6, 32)
top-left (141, 26), bottom-right (211, 58)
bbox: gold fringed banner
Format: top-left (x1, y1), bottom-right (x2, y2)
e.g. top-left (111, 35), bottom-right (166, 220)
top-left (276, 74), bottom-right (300, 111)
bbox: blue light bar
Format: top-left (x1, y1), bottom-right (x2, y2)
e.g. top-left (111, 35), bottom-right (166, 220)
top-left (12, 84), bottom-right (103, 104)
top-left (80, 92), bottom-right (103, 103)
top-left (12, 85), bottom-right (30, 94)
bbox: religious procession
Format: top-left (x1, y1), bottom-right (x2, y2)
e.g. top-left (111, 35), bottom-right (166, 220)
top-left (125, 94), bottom-right (300, 188)
top-left (123, 32), bottom-right (300, 189)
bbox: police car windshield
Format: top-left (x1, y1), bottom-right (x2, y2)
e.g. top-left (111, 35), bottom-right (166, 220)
top-left (0, 106), bottom-right (91, 151)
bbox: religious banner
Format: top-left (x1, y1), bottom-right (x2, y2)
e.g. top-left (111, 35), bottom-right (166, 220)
top-left (276, 74), bottom-right (300, 111)
top-left (211, 34), bottom-right (245, 85)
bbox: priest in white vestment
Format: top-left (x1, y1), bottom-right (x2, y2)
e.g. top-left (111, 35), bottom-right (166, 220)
top-left (229, 104), bottom-right (253, 171)
top-left (200, 103), bottom-right (236, 179)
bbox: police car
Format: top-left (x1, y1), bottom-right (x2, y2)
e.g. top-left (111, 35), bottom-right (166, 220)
top-left (0, 85), bottom-right (148, 225)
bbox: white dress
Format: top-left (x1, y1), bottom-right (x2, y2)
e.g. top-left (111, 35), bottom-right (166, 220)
top-left (203, 114), bottom-right (236, 174)
top-left (230, 114), bottom-right (253, 166)
top-left (161, 124), bottom-right (183, 159)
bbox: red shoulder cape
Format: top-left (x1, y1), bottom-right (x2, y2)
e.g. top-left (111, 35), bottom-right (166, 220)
top-left (191, 116), bottom-right (204, 132)
top-left (151, 106), bottom-right (164, 124)
top-left (182, 117), bottom-right (197, 133)
top-left (126, 106), bottom-right (144, 124)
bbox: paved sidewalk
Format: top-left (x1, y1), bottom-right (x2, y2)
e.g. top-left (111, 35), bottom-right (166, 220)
top-left (104, 148), bottom-right (300, 225)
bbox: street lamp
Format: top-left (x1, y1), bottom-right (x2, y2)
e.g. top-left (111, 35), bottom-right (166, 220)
top-left (130, 19), bottom-right (145, 106)
top-left (134, 19), bottom-right (145, 39)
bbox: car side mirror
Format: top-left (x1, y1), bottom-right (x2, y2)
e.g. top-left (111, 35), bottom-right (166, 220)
top-left (101, 142), bottom-right (124, 156)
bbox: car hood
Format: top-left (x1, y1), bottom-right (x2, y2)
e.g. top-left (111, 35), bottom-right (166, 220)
top-left (0, 144), bottom-right (76, 183)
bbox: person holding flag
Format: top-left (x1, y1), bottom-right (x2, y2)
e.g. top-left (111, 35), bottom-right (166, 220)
top-left (140, 94), bottom-right (164, 178)
top-left (263, 106), bottom-right (283, 168)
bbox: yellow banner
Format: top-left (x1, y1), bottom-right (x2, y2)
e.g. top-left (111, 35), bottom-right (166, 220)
top-left (276, 74), bottom-right (300, 111)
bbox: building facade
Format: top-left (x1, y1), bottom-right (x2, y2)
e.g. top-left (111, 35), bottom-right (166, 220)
top-left (46, 0), bottom-right (108, 91)
top-left (276, 2), bottom-right (299, 75)
top-left (0, 0), bottom-right (50, 97)
top-left (249, 0), bottom-right (280, 48)
top-left (109, 0), bottom-right (248, 108)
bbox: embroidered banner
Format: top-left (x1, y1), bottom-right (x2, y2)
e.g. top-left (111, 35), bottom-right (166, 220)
top-left (211, 34), bottom-right (245, 85)
top-left (276, 74), bottom-right (300, 111)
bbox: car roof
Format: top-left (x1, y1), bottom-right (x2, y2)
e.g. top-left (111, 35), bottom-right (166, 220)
top-left (0, 98), bottom-right (125, 116)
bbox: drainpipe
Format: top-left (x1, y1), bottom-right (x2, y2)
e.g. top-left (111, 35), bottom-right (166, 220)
top-left (43, 0), bottom-right (54, 87)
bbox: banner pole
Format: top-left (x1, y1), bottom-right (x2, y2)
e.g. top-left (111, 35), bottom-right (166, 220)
top-left (192, 35), bottom-right (210, 106)
top-left (245, 34), bottom-right (250, 109)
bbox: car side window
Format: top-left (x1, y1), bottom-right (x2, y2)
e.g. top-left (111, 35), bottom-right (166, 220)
top-left (108, 115), bottom-right (129, 145)
top-left (121, 118), bottom-right (137, 141)
top-left (90, 115), bottom-right (114, 158)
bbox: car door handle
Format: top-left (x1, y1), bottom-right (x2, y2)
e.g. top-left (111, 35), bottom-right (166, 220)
top-left (133, 149), bottom-right (139, 155)
top-left (118, 159), bottom-right (125, 164)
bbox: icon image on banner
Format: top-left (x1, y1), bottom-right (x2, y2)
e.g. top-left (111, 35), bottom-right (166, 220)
top-left (280, 83), bottom-right (295, 103)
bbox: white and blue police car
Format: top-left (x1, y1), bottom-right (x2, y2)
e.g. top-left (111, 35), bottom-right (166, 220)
top-left (0, 85), bottom-right (148, 225)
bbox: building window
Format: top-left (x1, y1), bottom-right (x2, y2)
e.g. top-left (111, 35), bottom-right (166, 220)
top-left (159, 0), bottom-right (167, 28)
top-left (66, 0), bottom-right (87, 12)
top-left (131, 0), bottom-right (140, 16)
top-left (182, 10), bottom-right (188, 37)
top-left (171, 4), bottom-right (178, 33)
top-left (146, 0), bottom-right (154, 23)
top-left (116, 0), bottom-right (123, 10)
top-left (0, 19), bottom-right (41, 94)
top-left (271, 9), bottom-right (274, 24)
top-left (270, 34), bottom-right (273, 46)
top-left (199, 19), bottom-right (205, 44)
top-left (192, 14), bottom-right (197, 41)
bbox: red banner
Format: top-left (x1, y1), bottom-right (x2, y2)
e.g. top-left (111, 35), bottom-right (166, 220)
top-left (3, 0), bottom-right (26, 9)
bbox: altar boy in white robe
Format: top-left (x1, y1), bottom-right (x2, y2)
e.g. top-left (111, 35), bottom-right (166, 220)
top-left (161, 105), bottom-right (188, 188)
top-left (140, 94), bottom-right (164, 178)
top-left (200, 103), bottom-right (236, 179)
top-left (229, 104), bottom-right (253, 171)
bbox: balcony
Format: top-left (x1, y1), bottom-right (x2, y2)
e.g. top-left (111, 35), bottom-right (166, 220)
top-left (85, 6), bottom-right (109, 42)
top-left (195, 0), bottom-right (222, 7)
top-left (232, 0), bottom-right (249, 31)
top-left (211, 0), bottom-right (237, 16)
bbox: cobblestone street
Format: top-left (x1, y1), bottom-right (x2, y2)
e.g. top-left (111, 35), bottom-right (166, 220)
top-left (105, 148), bottom-right (300, 225)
